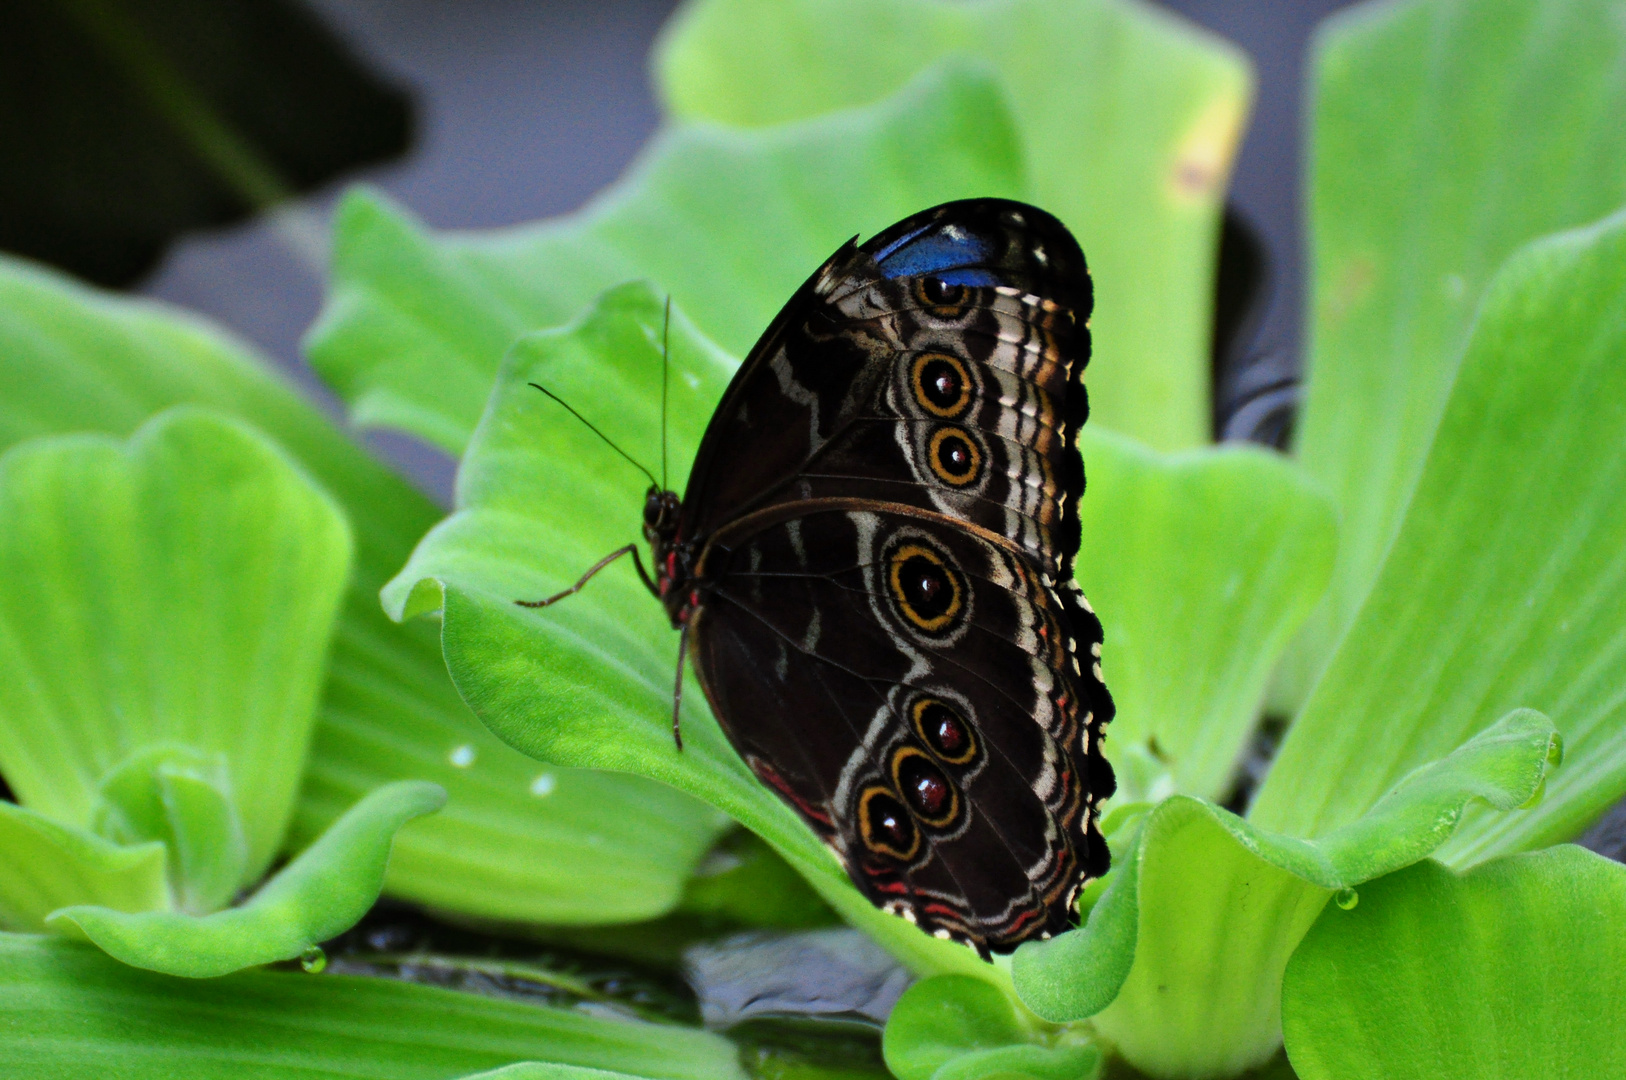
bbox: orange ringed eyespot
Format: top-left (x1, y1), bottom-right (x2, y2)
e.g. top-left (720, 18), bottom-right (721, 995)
top-left (891, 745), bottom-right (959, 828)
top-left (910, 353), bottom-right (973, 418)
top-left (858, 785), bottom-right (920, 861)
top-left (910, 697), bottom-right (978, 765)
top-left (887, 543), bottom-right (963, 632)
top-left (927, 426), bottom-right (982, 486)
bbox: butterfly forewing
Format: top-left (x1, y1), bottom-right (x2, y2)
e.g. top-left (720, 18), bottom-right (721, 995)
top-left (664, 199), bottom-right (1112, 956)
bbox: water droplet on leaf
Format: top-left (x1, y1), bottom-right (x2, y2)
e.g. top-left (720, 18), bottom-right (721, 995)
top-left (448, 744), bottom-right (477, 768)
top-left (530, 772), bottom-right (556, 797)
top-left (300, 945), bottom-right (327, 973)
top-left (1335, 888), bottom-right (1359, 911)
top-left (1547, 733), bottom-right (1565, 768)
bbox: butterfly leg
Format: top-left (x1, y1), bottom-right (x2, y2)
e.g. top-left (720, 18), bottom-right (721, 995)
top-left (671, 623), bottom-right (689, 751)
top-left (629, 546), bottom-right (661, 599)
top-left (515, 543), bottom-right (640, 608)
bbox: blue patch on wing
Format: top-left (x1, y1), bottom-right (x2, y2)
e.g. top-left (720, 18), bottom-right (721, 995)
top-left (873, 227), bottom-right (1002, 287)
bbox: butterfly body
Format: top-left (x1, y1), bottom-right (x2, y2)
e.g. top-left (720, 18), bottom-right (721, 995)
top-left (638, 199), bottom-right (1114, 956)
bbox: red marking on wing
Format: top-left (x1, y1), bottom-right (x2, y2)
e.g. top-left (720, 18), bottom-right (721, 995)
top-left (1002, 907), bottom-right (1045, 935)
top-left (748, 756), bottom-right (833, 828)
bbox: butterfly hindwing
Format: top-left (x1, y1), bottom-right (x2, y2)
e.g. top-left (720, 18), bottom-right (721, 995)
top-left (690, 504), bottom-right (1109, 954)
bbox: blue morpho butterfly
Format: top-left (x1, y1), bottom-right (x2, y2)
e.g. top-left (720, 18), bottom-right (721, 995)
top-left (521, 199), bottom-right (1114, 957)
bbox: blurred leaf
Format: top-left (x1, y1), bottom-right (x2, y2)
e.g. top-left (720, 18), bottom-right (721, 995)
top-left (0, 255), bottom-right (729, 928)
top-left (49, 779), bottom-right (444, 978)
top-left (307, 61), bottom-right (1025, 455)
top-left (1077, 430), bottom-right (1335, 802)
top-left (882, 975), bottom-right (1099, 1080)
top-left (655, 0), bottom-right (1253, 450)
top-left (0, 932), bottom-right (746, 1079)
top-left (457, 1069), bottom-right (662, 1080)
top-left (0, 802), bottom-right (168, 930)
top-left (1280, 0), bottom-right (1626, 705)
top-left (384, 283), bottom-right (987, 981)
top-left (1253, 209), bottom-right (1626, 862)
top-left (0, 407), bottom-right (352, 893)
top-left (675, 830), bottom-right (836, 930)
top-left (1013, 710), bottom-right (1558, 1076)
top-left (1282, 847), bottom-right (1626, 1079)
top-left (0, 0), bottom-right (409, 285)
top-left (92, 745), bottom-right (249, 914)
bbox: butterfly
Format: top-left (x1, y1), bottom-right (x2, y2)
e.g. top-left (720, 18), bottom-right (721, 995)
top-left (523, 199), bottom-right (1115, 957)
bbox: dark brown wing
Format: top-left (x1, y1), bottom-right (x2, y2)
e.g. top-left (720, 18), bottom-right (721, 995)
top-left (689, 505), bottom-right (1111, 956)
top-left (679, 199), bottom-right (1092, 582)
top-left (679, 199), bottom-right (1112, 954)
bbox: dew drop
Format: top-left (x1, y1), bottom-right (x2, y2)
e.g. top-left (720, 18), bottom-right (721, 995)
top-left (448, 744), bottom-right (477, 768)
top-left (300, 945), bottom-right (327, 973)
top-left (1334, 887), bottom-right (1359, 911)
top-left (530, 772), bottom-right (556, 797)
top-left (1547, 732), bottom-right (1565, 768)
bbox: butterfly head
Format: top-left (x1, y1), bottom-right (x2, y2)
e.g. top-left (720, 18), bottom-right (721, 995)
top-left (641, 486), bottom-right (682, 544)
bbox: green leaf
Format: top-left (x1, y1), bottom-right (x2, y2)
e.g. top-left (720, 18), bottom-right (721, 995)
top-left (674, 829), bottom-right (836, 930)
top-left (1280, 0), bottom-right (1626, 705)
top-left (882, 975), bottom-right (1100, 1080)
top-left (655, 0), bottom-right (1253, 450)
top-left (385, 282), bottom-right (987, 981)
top-left (0, 407), bottom-right (352, 895)
top-left (48, 779), bottom-right (444, 978)
top-left (457, 1068), bottom-right (663, 1080)
top-left (1253, 208), bottom-right (1626, 862)
top-left (0, 802), bottom-right (168, 931)
top-left (1282, 846), bottom-right (1626, 1080)
top-left (306, 60), bottom-right (1025, 456)
top-left (1008, 815), bottom-right (1144, 1029)
top-left (1012, 710), bottom-right (1558, 1077)
top-left (0, 931), bottom-right (746, 1080)
top-left (1077, 430), bottom-right (1335, 802)
top-left (90, 745), bottom-right (248, 915)
top-left (0, 255), bottom-right (730, 928)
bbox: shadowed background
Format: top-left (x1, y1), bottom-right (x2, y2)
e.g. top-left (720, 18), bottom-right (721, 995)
top-left (126, 0), bottom-right (1356, 501)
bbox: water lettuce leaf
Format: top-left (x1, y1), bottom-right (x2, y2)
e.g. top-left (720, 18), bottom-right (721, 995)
top-left (0, 932), bottom-right (745, 1079)
top-left (1013, 709), bottom-right (1559, 1076)
top-left (1282, 846), bottom-right (1626, 1079)
top-left (1280, 0), bottom-right (1626, 705)
top-left (1253, 208), bottom-right (1626, 862)
top-left (883, 974), bottom-right (1101, 1080)
top-left (0, 802), bottom-right (168, 930)
top-left (0, 255), bottom-right (728, 928)
top-left (1076, 430), bottom-right (1334, 803)
top-left (0, 407), bottom-right (351, 903)
top-left (49, 780), bottom-right (444, 978)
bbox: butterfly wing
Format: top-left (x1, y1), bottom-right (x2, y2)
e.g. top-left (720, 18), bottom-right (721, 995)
top-left (679, 198), bottom-right (1092, 582)
top-left (681, 199), bottom-right (1113, 953)
top-left (689, 505), bottom-right (1111, 954)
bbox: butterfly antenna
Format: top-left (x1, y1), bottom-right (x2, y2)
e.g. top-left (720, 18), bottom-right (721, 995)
top-left (528, 382), bottom-right (658, 488)
top-left (660, 295), bottom-right (671, 492)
